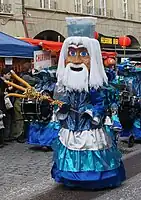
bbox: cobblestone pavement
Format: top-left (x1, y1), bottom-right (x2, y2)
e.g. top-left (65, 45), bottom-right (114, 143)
top-left (0, 142), bottom-right (53, 200)
top-left (0, 141), bottom-right (141, 200)
top-left (94, 172), bottom-right (141, 200)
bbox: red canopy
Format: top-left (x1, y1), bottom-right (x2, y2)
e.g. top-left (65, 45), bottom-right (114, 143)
top-left (18, 38), bottom-right (63, 52)
top-left (17, 38), bottom-right (118, 60)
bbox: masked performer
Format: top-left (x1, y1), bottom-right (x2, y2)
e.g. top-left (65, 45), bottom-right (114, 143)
top-left (118, 62), bottom-right (141, 144)
top-left (51, 36), bottom-right (126, 189)
top-left (27, 68), bottom-right (60, 147)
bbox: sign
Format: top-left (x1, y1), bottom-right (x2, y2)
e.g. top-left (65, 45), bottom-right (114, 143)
top-left (5, 57), bottom-right (13, 65)
top-left (97, 33), bottom-right (121, 48)
top-left (100, 37), bottom-right (119, 45)
top-left (121, 58), bottom-right (129, 63)
top-left (34, 50), bottom-right (51, 71)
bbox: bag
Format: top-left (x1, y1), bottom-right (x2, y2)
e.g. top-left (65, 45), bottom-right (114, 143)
top-left (4, 97), bottom-right (13, 110)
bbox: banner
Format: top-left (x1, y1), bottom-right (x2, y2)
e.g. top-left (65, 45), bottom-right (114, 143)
top-left (34, 50), bottom-right (51, 71)
top-left (5, 57), bottom-right (13, 65)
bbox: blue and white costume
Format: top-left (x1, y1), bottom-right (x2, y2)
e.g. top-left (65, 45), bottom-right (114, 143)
top-left (27, 68), bottom-right (60, 147)
top-left (51, 37), bottom-right (126, 189)
top-left (117, 61), bottom-right (141, 141)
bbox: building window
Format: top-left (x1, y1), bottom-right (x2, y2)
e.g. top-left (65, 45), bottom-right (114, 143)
top-left (40, 0), bottom-right (57, 9)
top-left (123, 0), bottom-right (128, 19)
top-left (74, 0), bottom-right (83, 13)
top-left (86, 0), bottom-right (95, 15)
top-left (40, 0), bottom-right (49, 8)
top-left (99, 0), bottom-right (106, 16)
top-left (0, 0), bottom-right (12, 13)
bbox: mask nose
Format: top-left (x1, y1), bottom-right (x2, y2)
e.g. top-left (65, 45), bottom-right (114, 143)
top-left (73, 55), bottom-right (82, 65)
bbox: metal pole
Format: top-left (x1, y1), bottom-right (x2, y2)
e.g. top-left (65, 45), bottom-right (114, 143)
top-left (21, 0), bottom-right (29, 38)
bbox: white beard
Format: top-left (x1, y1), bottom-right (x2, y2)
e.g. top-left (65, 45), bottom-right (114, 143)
top-left (62, 63), bottom-right (89, 92)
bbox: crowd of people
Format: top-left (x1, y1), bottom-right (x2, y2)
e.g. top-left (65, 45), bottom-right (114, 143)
top-left (0, 62), bottom-right (38, 148)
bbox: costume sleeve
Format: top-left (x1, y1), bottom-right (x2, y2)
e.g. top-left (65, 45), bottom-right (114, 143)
top-left (90, 89), bottom-right (106, 117)
top-left (78, 89), bottom-right (106, 125)
top-left (53, 87), bottom-right (70, 120)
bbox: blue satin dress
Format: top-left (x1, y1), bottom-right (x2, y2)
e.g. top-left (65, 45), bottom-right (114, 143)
top-left (27, 69), bottom-right (60, 147)
top-left (51, 88), bottom-right (126, 189)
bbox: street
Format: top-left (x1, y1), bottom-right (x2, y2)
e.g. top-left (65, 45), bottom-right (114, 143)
top-left (1, 142), bottom-right (141, 200)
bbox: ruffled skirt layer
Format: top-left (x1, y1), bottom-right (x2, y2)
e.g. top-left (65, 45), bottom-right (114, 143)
top-left (51, 138), bottom-right (126, 189)
top-left (27, 122), bottom-right (60, 146)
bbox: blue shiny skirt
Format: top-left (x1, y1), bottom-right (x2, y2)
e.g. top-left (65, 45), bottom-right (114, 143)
top-left (51, 138), bottom-right (126, 189)
top-left (27, 121), bottom-right (60, 146)
top-left (51, 162), bottom-right (125, 189)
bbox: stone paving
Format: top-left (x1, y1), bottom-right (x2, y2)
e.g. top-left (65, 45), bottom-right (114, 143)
top-left (95, 173), bottom-right (141, 200)
top-left (0, 142), bottom-right (53, 200)
top-left (0, 141), bottom-right (141, 200)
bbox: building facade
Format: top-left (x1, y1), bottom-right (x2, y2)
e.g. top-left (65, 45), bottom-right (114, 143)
top-left (1, 0), bottom-right (141, 44)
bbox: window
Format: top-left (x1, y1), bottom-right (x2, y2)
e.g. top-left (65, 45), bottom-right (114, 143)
top-left (86, 0), bottom-right (95, 15)
top-left (40, 0), bottom-right (49, 8)
top-left (0, 0), bottom-right (12, 13)
top-left (40, 0), bottom-right (57, 9)
top-left (99, 0), bottom-right (106, 16)
top-left (123, 0), bottom-right (128, 19)
top-left (74, 0), bottom-right (83, 13)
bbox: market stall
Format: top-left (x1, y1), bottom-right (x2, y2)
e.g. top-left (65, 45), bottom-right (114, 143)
top-left (0, 32), bottom-right (40, 73)
top-left (18, 37), bottom-right (62, 53)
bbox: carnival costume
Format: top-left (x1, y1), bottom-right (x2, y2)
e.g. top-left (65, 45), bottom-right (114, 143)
top-left (27, 68), bottom-right (60, 147)
top-left (117, 61), bottom-right (141, 143)
top-left (51, 36), bottom-right (126, 189)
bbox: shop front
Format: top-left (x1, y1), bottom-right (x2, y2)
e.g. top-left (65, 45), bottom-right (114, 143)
top-left (96, 33), bottom-right (141, 61)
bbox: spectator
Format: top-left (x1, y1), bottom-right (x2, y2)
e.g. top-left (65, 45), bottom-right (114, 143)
top-left (21, 62), bottom-right (38, 86)
top-left (12, 62), bottom-right (39, 143)
top-left (0, 68), bottom-right (14, 142)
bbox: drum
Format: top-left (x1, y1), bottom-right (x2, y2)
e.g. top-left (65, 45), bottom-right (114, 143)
top-left (21, 98), bottom-right (53, 122)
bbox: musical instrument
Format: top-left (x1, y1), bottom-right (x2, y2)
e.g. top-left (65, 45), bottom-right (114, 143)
top-left (3, 70), bottom-right (64, 108)
top-left (21, 98), bottom-right (53, 122)
top-left (1, 70), bottom-right (66, 122)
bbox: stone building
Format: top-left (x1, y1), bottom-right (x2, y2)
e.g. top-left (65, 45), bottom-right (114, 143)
top-left (1, 0), bottom-right (141, 45)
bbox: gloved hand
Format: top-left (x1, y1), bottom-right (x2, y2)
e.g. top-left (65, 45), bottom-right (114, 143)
top-left (59, 104), bottom-right (70, 114)
top-left (82, 112), bottom-right (92, 120)
top-left (82, 111), bottom-right (101, 125)
top-left (92, 117), bottom-right (101, 126)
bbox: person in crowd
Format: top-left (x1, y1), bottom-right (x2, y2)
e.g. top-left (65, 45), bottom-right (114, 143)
top-left (12, 61), bottom-right (39, 143)
top-left (0, 68), bottom-right (14, 143)
top-left (27, 68), bottom-right (59, 149)
top-left (21, 62), bottom-right (38, 87)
